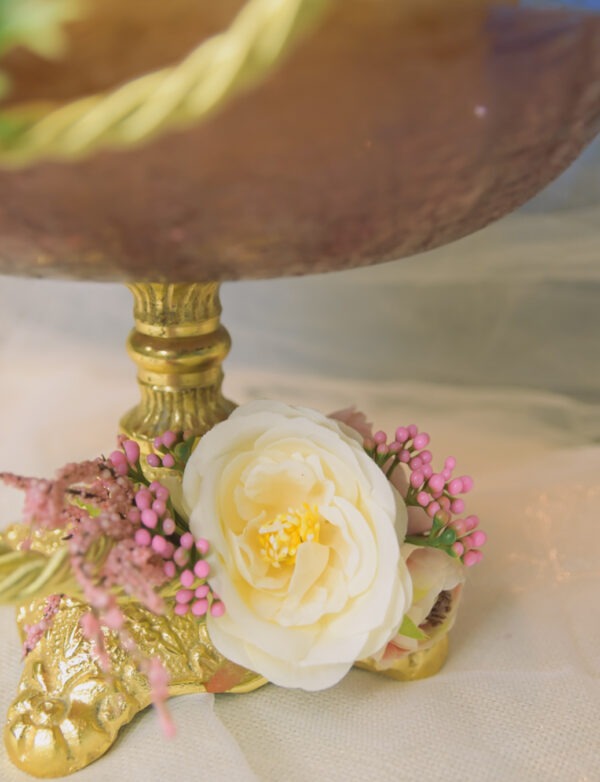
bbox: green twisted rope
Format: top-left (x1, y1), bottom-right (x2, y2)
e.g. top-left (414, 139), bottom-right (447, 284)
top-left (0, 0), bottom-right (334, 168)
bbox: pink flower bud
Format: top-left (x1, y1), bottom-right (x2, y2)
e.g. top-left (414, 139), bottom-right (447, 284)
top-left (162, 454), bottom-right (175, 469)
top-left (417, 491), bottom-right (430, 507)
top-left (470, 530), bottom-right (487, 548)
top-left (180, 569), bottom-right (194, 588)
top-left (413, 433), bottom-right (430, 450)
top-left (191, 599), bottom-right (209, 617)
top-left (196, 538), bottom-right (210, 555)
top-left (374, 431), bottom-right (387, 445)
top-left (141, 509), bottom-right (158, 529)
top-left (175, 589), bottom-right (194, 604)
top-left (162, 517), bottom-right (176, 536)
top-left (448, 478), bottom-right (464, 495)
top-left (210, 601), bottom-right (225, 618)
top-left (395, 427), bottom-right (409, 444)
top-left (180, 532), bottom-right (194, 550)
top-left (135, 528), bottom-right (152, 547)
top-left (162, 431), bottom-right (178, 448)
top-left (123, 440), bottom-right (140, 465)
top-left (194, 560), bottom-right (210, 580)
top-left (146, 453), bottom-right (161, 468)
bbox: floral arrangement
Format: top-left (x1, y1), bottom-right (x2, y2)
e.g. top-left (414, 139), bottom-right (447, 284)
top-left (1, 400), bottom-right (485, 734)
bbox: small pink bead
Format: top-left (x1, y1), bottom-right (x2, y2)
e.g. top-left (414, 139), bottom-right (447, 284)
top-left (407, 424), bottom-right (418, 438)
top-left (439, 496), bottom-right (451, 510)
top-left (210, 601), bottom-right (225, 618)
top-left (417, 491), bottom-right (430, 507)
top-left (448, 478), bottom-right (463, 495)
top-left (180, 569), bottom-right (195, 588)
top-left (180, 532), bottom-right (194, 550)
top-left (420, 450), bottom-right (432, 464)
top-left (194, 560), bottom-right (210, 579)
top-left (426, 501), bottom-right (441, 518)
top-left (135, 490), bottom-right (152, 511)
top-left (389, 441), bottom-right (401, 453)
top-left (395, 427), bottom-right (409, 444)
top-left (450, 498), bottom-right (465, 514)
top-left (413, 433), bottom-right (430, 450)
top-left (445, 457), bottom-right (456, 470)
top-left (196, 538), bottom-right (210, 555)
top-left (149, 481), bottom-right (162, 493)
top-left (162, 541), bottom-right (175, 560)
top-left (463, 550), bottom-right (480, 567)
top-left (174, 547), bottom-right (189, 567)
top-left (141, 509), bottom-right (158, 529)
top-left (163, 561), bottom-right (176, 578)
top-left (462, 535), bottom-right (474, 550)
top-left (374, 430), bottom-right (387, 445)
top-left (153, 436), bottom-right (163, 449)
top-left (135, 528), bottom-right (152, 547)
top-left (399, 449), bottom-right (411, 463)
top-left (422, 464), bottom-right (433, 479)
top-left (452, 541), bottom-right (464, 557)
top-left (162, 431), bottom-right (178, 448)
top-left (152, 499), bottom-right (166, 516)
top-left (174, 603), bottom-right (189, 616)
top-left (109, 450), bottom-right (127, 467)
top-left (162, 454), bottom-right (175, 469)
top-left (162, 517), bottom-right (176, 536)
top-left (155, 485), bottom-right (170, 501)
top-left (146, 453), bottom-right (161, 468)
top-left (465, 515), bottom-right (479, 531)
top-left (364, 437), bottom-right (375, 450)
top-left (428, 474), bottom-right (445, 493)
top-left (191, 599), bottom-right (208, 617)
top-left (195, 585), bottom-right (209, 599)
top-left (460, 475), bottom-right (474, 492)
top-left (175, 589), bottom-right (194, 604)
top-left (409, 456), bottom-right (423, 470)
top-left (123, 440), bottom-right (140, 465)
top-left (470, 530), bottom-right (487, 548)
top-left (410, 470), bottom-right (424, 488)
top-left (151, 535), bottom-right (168, 555)
top-left (376, 443), bottom-right (388, 455)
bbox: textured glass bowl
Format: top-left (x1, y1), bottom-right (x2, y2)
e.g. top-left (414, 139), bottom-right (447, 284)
top-left (0, 0), bottom-right (599, 282)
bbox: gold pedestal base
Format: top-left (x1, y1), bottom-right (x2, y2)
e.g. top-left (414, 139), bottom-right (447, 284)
top-left (2, 282), bottom-right (451, 777)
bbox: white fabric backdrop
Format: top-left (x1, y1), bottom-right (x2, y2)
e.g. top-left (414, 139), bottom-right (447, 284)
top-left (0, 136), bottom-right (598, 781)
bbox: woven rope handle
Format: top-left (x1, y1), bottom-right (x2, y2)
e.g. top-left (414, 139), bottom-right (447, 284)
top-left (0, 0), bottom-right (333, 168)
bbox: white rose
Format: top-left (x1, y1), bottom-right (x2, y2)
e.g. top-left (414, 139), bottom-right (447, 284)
top-left (182, 400), bottom-right (412, 690)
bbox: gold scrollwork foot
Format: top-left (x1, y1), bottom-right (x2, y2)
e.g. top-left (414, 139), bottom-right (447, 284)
top-left (5, 593), bottom-right (265, 778)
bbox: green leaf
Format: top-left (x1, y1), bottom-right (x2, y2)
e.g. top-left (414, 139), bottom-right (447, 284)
top-left (398, 614), bottom-right (428, 641)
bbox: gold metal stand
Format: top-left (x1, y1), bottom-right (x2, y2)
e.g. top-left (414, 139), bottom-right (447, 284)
top-left (2, 281), bottom-right (448, 778)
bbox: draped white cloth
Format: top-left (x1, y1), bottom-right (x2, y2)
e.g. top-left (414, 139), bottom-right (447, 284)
top-left (0, 136), bottom-right (599, 781)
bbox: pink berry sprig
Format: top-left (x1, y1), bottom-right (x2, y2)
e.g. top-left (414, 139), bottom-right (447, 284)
top-left (364, 423), bottom-right (485, 566)
top-left (146, 430), bottom-right (196, 472)
top-left (406, 512), bottom-right (486, 566)
top-left (130, 481), bottom-right (224, 617)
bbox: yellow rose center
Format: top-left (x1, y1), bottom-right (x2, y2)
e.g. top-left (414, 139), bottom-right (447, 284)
top-left (258, 504), bottom-right (321, 568)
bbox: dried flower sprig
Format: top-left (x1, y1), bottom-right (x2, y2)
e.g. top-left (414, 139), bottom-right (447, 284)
top-left (1, 433), bottom-right (221, 737)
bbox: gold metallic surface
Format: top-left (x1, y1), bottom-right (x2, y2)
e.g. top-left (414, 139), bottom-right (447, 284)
top-left (120, 283), bottom-right (234, 443)
top-left (1, 527), bottom-right (266, 778)
top-left (356, 635), bottom-right (449, 682)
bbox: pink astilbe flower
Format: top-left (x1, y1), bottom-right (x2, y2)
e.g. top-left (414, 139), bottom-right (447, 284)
top-left (22, 593), bottom-right (64, 657)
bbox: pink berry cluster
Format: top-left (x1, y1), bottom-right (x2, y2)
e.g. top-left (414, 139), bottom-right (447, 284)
top-left (146, 430), bottom-right (195, 472)
top-left (109, 436), bottom-right (224, 619)
top-left (416, 513), bottom-right (486, 567)
top-left (365, 424), bottom-right (486, 566)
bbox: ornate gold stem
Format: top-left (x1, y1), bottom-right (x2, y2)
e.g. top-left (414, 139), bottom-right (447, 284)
top-left (120, 282), bottom-right (234, 443)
